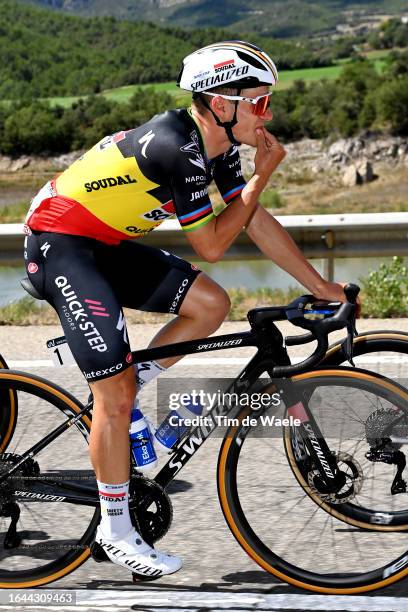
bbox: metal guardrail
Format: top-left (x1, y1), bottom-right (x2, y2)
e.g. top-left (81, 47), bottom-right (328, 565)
top-left (1, 212), bottom-right (407, 280)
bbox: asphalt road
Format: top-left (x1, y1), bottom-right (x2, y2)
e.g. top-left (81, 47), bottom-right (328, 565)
top-left (0, 321), bottom-right (408, 611)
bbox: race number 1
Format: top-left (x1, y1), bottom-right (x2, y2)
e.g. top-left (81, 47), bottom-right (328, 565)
top-left (46, 336), bottom-right (75, 367)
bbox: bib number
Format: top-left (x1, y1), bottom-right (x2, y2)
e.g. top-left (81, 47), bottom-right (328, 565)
top-left (46, 336), bottom-right (75, 367)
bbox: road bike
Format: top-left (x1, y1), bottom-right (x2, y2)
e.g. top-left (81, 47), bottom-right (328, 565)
top-left (0, 281), bottom-right (408, 593)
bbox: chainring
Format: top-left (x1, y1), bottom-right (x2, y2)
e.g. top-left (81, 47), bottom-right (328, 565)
top-left (0, 453), bottom-right (40, 506)
top-left (128, 474), bottom-right (172, 546)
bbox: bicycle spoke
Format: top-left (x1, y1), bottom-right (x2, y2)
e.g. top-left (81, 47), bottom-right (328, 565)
top-left (0, 377), bottom-right (97, 583)
top-left (223, 370), bottom-right (408, 591)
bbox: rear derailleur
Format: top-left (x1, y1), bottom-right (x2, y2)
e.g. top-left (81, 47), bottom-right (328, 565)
top-left (365, 408), bottom-right (407, 495)
top-left (366, 443), bottom-right (407, 495)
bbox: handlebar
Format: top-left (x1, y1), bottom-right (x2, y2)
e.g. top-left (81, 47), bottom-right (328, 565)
top-left (285, 332), bottom-right (314, 346)
top-left (271, 283), bottom-right (359, 377)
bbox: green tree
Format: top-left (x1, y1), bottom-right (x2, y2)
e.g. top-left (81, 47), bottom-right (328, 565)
top-left (377, 76), bottom-right (408, 134)
top-left (2, 103), bottom-right (69, 154)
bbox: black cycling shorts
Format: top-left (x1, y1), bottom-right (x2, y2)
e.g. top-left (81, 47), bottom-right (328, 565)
top-left (25, 231), bottom-right (201, 382)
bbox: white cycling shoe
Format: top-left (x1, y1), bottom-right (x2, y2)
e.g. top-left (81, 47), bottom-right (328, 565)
top-left (92, 526), bottom-right (182, 580)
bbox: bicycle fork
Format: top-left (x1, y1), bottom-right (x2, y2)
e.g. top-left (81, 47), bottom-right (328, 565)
top-left (282, 383), bottom-right (347, 494)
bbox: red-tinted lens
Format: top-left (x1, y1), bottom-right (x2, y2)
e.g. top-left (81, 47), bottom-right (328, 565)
top-left (253, 95), bottom-right (271, 116)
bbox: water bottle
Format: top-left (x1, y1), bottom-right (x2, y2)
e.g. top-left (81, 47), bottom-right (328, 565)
top-left (129, 403), bottom-right (158, 472)
top-left (154, 395), bottom-right (203, 453)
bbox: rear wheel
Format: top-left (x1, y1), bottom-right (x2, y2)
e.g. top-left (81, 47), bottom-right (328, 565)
top-left (0, 354), bottom-right (18, 453)
top-left (218, 368), bottom-right (408, 593)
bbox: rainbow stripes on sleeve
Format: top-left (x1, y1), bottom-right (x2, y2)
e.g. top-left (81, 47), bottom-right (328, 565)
top-left (222, 184), bottom-right (246, 204)
top-left (178, 201), bottom-right (214, 232)
top-left (178, 183), bottom-right (245, 232)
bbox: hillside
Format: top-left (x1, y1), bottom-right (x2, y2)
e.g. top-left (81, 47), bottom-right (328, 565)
top-left (18, 0), bottom-right (408, 38)
top-left (0, 0), bottom-right (344, 99)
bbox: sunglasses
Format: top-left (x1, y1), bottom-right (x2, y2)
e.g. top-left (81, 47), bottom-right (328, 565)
top-left (203, 92), bottom-right (272, 116)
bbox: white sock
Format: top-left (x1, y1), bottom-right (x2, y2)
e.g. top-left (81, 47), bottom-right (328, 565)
top-left (97, 480), bottom-right (132, 540)
top-left (134, 360), bottom-right (166, 390)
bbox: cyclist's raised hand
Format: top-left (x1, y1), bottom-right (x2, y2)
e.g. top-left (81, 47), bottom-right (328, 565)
top-left (253, 127), bottom-right (286, 181)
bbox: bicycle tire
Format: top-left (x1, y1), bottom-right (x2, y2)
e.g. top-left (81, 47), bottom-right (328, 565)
top-left (0, 354), bottom-right (18, 453)
top-left (217, 367), bottom-right (408, 594)
top-left (286, 332), bottom-right (408, 530)
top-left (0, 370), bottom-right (97, 588)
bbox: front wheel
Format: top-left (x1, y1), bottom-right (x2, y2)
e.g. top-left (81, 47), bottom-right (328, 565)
top-left (287, 331), bottom-right (408, 531)
top-left (217, 367), bottom-right (408, 593)
top-left (0, 370), bottom-right (97, 588)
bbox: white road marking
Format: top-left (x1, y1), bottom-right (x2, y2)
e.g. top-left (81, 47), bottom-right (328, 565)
top-left (8, 359), bottom-right (54, 367)
top-left (7, 355), bottom-right (408, 368)
top-left (0, 590), bottom-right (406, 611)
top-left (74, 590), bottom-right (408, 610)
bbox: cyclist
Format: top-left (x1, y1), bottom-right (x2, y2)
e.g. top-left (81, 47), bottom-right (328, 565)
top-left (23, 40), bottom-right (348, 579)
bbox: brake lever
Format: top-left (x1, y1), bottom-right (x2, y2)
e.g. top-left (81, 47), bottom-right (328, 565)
top-left (342, 283), bottom-right (359, 366)
top-left (344, 320), bottom-right (356, 366)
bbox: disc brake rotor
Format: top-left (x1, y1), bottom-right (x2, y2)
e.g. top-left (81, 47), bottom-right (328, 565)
top-left (307, 452), bottom-right (363, 504)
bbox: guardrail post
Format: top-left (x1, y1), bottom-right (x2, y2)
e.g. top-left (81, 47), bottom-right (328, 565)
top-left (321, 229), bottom-right (335, 282)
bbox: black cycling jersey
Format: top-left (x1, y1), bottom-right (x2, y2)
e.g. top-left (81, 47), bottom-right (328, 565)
top-left (26, 108), bottom-right (246, 243)
top-left (24, 108), bottom-right (245, 382)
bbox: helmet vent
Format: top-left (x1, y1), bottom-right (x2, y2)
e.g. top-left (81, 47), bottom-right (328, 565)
top-left (236, 50), bottom-right (267, 71)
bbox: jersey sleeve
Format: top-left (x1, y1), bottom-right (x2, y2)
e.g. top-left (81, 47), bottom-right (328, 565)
top-left (212, 146), bottom-right (246, 206)
top-left (170, 148), bottom-right (215, 234)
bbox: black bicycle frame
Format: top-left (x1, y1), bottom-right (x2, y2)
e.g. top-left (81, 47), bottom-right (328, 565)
top-left (6, 319), bottom-right (343, 507)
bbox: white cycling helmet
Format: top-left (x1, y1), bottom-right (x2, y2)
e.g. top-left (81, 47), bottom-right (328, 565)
top-left (177, 40), bottom-right (278, 145)
top-left (178, 40), bottom-right (278, 92)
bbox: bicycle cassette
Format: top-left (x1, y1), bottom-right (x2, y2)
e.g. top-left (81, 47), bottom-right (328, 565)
top-left (366, 408), bottom-right (408, 448)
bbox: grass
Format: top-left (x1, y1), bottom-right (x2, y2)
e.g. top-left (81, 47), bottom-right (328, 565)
top-left (259, 189), bottom-right (285, 209)
top-left (45, 64), bottom-right (355, 107)
top-left (1, 279), bottom-right (407, 326)
top-left (0, 296), bottom-right (55, 325)
top-left (1, 47), bottom-right (403, 110)
top-left (0, 201), bottom-right (29, 223)
top-left (47, 83), bottom-right (189, 108)
top-left (364, 48), bottom-right (407, 60)
top-left (42, 48), bottom-right (402, 109)
top-left (0, 288), bottom-right (300, 325)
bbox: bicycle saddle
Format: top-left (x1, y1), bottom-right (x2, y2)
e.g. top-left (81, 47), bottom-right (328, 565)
top-left (20, 277), bottom-right (44, 301)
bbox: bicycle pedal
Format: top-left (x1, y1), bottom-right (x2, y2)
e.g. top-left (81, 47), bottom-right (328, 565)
top-left (132, 572), bottom-right (162, 583)
top-left (89, 540), bottom-right (110, 563)
top-left (4, 533), bottom-right (21, 549)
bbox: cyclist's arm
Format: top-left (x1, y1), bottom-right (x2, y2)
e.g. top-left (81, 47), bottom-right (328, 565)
top-left (245, 205), bottom-right (339, 297)
top-left (183, 128), bottom-right (284, 262)
top-left (182, 180), bottom-right (264, 262)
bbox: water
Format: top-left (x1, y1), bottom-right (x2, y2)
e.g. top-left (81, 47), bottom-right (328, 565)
top-left (200, 256), bottom-right (395, 291)
top-left (0, 257), bottom-right (400, 308)
top-left (0, 266), bottom-right (26, 306)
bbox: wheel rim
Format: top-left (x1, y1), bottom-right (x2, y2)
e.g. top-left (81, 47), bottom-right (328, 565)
top-left (0, 355), bottom-right (18, 453)
top-left (218, 370), bottom-right (408, 593)
top-left (0, 372), bottom-right (97, 586)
